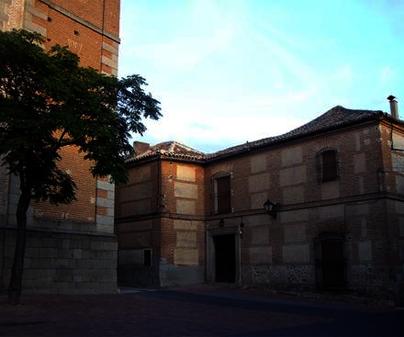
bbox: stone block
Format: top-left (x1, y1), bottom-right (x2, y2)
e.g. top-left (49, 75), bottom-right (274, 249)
top-left (56, 259), bottom-right (75, 269)
top-left (396, 175), bottom-right (404, 194)
top-left (176, 165), bottom-right (196, 182)
top-left (400, 241), bottom-right (404, 260)
top-left (174, 182), bottom-right (198, 199)
top-left (96, 197), bottom-right (113, 208)
top-left (173, 219), bottom-right (199, 230)
top-left (248, 173), bottom-right (270, 193)
top-left (321, 181), bottom-right (340, 200)
top-left (250, 154), bottom-right (267, 174)
top-left (176, 199), bottom-right (196, 215)
top-left (280, 209), bottom-right (309, 224)
top-left (97, 180), bottom-right (114, 192)
top-left (282, 244), bottom-right (310, 263)
top-left (284, 224), bottom-right (306, 243)
top-left (393, 132), bottom-right (404, 149)
top-left (282, 185), bottom-right (304, 204)
top-left (159, 264), bottom-right (204, 287)
top-left (279, 166), bottom-right (306, 187)
top-left (251, 225), bottom-right (269, 245)
top-left (174, 248), bottom-right (199, 266)
top-left (392, 153), bottom-right (404, 171)
top-left (96, 214), bottom-right (114, 226)
top-left (358, 176), bottom-right (364, 194)
top-left (358, 240), bottom-right (372, 262)
top-left (250, 192), bottom-right (268, 209)
top-left (248, 246), bottom-right (272, 264)
top-left (353, 153), bottom-right (366, 174)
top-left (107, 207), bottom-right (114, 217)
top-left (281, 146), bottom-right (303, 167)
top-left (318, 205), bottom-right (344, 220)
top-left (399, 218), bottom-right (404, 237)
top-left (176, 231), bottom-right (197, 248)
top-left (73, 249), bottom-right (82, 259)
top-left (96, 224), bottom-right (111, 234)
top-left (350, 203), bottom-right (370, 216)
top-left (395, 201), bottom-right (404, 214)
top-left (360, 218), bottom-right (368, 238)
top-left (107, 190), bottom-right (115, 200)
top-left (39, 248), bottom-right (58, 258)
top-left (244, 214), bottom-right (270, 227)
top-left (91, 241), bottom-right (105, 250)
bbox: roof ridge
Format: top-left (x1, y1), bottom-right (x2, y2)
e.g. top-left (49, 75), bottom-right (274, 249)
top-left (127, 105), bottom-right (387, 164)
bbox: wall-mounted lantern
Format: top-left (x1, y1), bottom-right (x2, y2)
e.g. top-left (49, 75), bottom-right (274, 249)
top-left (263, 199), bottom-right (280, 219)
top-left (239, 218), bottom-right (245, 238)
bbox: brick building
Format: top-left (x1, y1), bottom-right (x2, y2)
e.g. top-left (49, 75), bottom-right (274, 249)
top-left (116, 100), bottom-right (404, 302)
top-left (0, 0), bottom-right (120, 293)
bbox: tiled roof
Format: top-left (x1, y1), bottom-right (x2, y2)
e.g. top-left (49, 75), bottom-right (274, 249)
top-left (127, 141), bottom-right (205, 163)
top-left (128, 106), bottom-right (387, 163)
top-left (206, 105), bottom-right (384, 160)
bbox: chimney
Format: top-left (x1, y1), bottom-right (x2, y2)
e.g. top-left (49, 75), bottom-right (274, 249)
top-left (133, 141), bottom-right (150, 155)
top-left (387, 95), bottom-right (399, 119)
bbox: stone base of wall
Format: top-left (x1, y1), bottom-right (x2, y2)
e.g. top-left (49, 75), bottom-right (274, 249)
top-left (348, 264), bottom-right (396, 299)
top-left (0, 228), bottom-right (117, 294)
top-left (118, 265), bottom-right (159, 287)
top-left (241, 263), bottom-right (401, 301)
top-left (241, 264), bottom-right (315, 291)
top-left (159, 262), bottom-right (204, 287)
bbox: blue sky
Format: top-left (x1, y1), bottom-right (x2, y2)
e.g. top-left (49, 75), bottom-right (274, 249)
top-left (119, 0), bottom-right (404, 153)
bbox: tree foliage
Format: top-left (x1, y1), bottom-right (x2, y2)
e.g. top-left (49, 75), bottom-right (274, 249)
top-left (0, 29), bottom-right (161, 303)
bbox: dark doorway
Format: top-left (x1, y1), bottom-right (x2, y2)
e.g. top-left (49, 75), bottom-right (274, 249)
top-left (214, 234), bottom-right (236, 283)
top-left (315, 235), bottom-right (346, 290)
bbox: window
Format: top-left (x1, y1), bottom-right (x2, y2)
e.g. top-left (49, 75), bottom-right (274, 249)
top-left (321, 150), bottom-right (338, 182)
top-left (214, 175), bottom-right (231, 214)
top-left (144, 249), bottom-right (152, 267)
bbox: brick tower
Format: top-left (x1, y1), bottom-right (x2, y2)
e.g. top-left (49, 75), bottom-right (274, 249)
top-left (0, 0), bottom-right (120, 294)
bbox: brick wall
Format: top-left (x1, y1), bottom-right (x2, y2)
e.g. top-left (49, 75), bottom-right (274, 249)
top-left (8, 0), bottom-right (121, 228)
top-left (0, 0), bottom-right (120, 294)
top-left (204, 121), bottom-right (400, 296)
top-left (115, 160), bottom-right (206, 286)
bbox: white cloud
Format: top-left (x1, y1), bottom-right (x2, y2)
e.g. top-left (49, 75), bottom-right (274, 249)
top-left (139, 91), bottom-right (310, 152)
top-left (129, 24), bottom-right (235, 70)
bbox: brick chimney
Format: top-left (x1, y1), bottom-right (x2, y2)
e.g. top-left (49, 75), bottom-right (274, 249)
top-left (133, 141), bottom-right (150, 155)
top-left (387, 95), bottom-right (399, 119)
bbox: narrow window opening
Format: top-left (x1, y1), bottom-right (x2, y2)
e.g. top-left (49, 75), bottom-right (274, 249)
top-left (215, 175), bottom-right (231, 214)
top-left (322, 150), bottom-right (338, 182)
top-left (144, 249), bottom-right (152, 267)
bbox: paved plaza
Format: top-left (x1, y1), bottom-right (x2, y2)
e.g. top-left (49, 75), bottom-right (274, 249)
top-left (0, 286), bottom-right (403, 337)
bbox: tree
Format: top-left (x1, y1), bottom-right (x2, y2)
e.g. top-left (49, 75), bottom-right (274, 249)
top-left (0, 30), bottom-right (161, 304)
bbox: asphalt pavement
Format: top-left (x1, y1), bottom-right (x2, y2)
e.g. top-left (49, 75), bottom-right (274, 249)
top-left (0, 285), bottom-right (403, 336)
